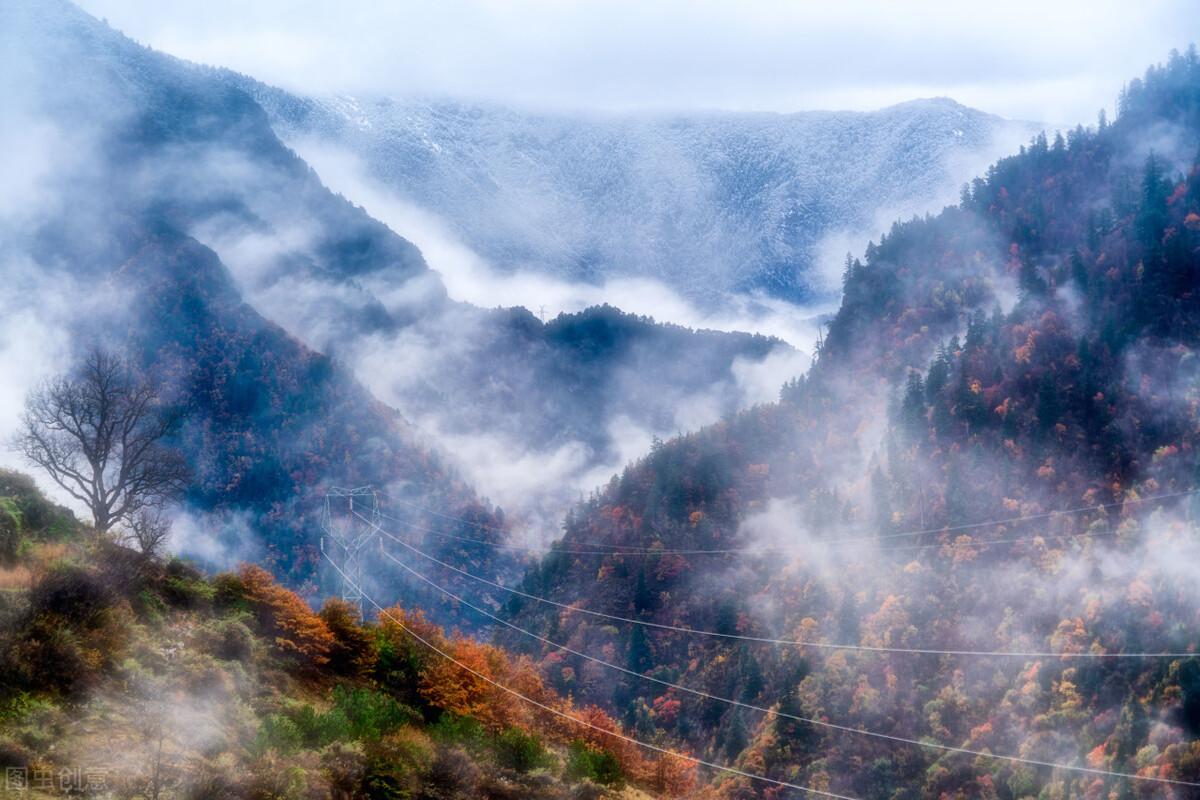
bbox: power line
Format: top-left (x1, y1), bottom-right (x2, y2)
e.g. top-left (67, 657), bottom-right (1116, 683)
top-left (359, 512), bottom-right (1198, 660)
top-left (320, 549), bottom-right (862, 800)
top-left (377, 488), bottom-right (1200, 557)
top-left (376, 540), bottom-right (1200, 790)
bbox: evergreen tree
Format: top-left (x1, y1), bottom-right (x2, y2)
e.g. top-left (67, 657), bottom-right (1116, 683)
top-left (627, 623), bottom-right (652, 674)
top-left (633, 567), bottom-right (653, 614)
top-left (925, 345), bottom-right (951, 401)
top-left (1036, 371), bottom-right (1062, 432)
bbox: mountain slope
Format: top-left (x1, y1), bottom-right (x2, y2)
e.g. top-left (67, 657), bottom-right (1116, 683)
top-left (236, 86), bottom-right (1035, 304)
top-left (1, 0), bottom-right (794, 571)
top-left (488, 49), bottom-right (1200, 798)
top-left (0, 0), bottom-right (513, 602)
top-left (0, 487), bottom-right (688, 798)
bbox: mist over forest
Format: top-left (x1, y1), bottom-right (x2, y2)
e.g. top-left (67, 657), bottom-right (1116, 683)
top-left (1, 1), bottom-right (1200, 798)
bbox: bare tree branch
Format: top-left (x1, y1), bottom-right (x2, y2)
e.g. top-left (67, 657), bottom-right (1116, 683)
top-left (11, 347), bottom-right (189, 534)
top-left (121, 508), bottom-right (173, 559)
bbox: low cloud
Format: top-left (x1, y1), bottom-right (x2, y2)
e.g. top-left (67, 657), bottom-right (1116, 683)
top-left (292, 138), bottom-right (830, 353)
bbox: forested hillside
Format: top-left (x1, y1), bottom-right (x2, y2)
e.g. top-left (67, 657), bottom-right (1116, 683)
top-left (5, 1), bottom-right (1200, 797)
top-left (1, 0), bottom-right (795, 590)
top-left (477, 49), bottom-right (1200, 798)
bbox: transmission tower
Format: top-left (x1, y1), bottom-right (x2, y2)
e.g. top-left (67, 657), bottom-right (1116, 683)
top-left (320, 486), bottom-right (380, 613)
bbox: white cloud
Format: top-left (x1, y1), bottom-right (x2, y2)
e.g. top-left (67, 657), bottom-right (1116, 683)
top-left (290, 137), bottom-right (831, 353)
top-left (76, 0), bottom-right (1194, 124)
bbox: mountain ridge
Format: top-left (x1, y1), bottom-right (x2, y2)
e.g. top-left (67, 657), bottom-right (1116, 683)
top-left (231, 79), bottom-right (1038, 305)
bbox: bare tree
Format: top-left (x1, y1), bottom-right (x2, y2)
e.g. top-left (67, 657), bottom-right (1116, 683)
top-left (13, 348), bottom-right (188, 534)
top-left (124, 507), bottom-right (174, 558)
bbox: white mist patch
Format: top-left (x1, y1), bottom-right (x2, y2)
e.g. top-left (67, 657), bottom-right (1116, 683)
top-left (0, 254), bottom-right (85, 511)
top-left (810, 116), bottom-right (1038, 295)
top-left (290, 136), bottom-right (830, 353)
top-left (737, 495), bottom-right (829, 562)
top-left (0, 113), bottom-right (76, 226)
top-left (732, 347), bottom-right (812, 407)
top-left (264, 137), bottom-right (835, 539)
top-left (170, 509), bottom-right (264, 568)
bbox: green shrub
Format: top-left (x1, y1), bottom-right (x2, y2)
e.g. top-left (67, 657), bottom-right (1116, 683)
top-left (0, 470), bottom-right (76, 540)
top-left (135, 589), bottom-right (168, 623)
top-left (281, 687), bottom-right (417, 751)
top-left (203, 615), bottom-right (255, 661)
top-left (332, 685), bottom-right (418, 742)
top-left (211, 572), bottom-right (249, 613)
top-left (162, 575), bottom-right (216, 609)
top-left (362, 729), bottom-right (434, 799)
top-left (0, 692), bottom-right (57, 724)
top-left (0, 498), bottom-right (22, 564)
top-left (290, 703), bottom-right (349, 748)
top-left (427, 713), bottom-right (486, 749)
top-left (493, 727), bottom-right (550, 773)
top-left (255, 714), bottom-right (304, 755)
top-left (566, 741), bottom-right (624, 787)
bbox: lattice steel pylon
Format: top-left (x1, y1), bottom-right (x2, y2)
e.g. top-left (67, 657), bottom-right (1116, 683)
top-left (320, 486), bottom-right (380, 613)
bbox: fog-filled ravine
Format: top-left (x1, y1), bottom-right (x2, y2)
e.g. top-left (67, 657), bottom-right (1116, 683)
top-left (2, 0), bottom-right (1200, 797)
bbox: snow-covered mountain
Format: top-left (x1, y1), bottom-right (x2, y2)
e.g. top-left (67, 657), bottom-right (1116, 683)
top-left (235, 87), bottom-right (1038, 304)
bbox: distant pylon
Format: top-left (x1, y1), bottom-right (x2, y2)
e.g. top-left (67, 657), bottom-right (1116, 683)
top-left (320, 486), bottom-right (379, 613)
top-left (538, 305), bottom-right (547, 324)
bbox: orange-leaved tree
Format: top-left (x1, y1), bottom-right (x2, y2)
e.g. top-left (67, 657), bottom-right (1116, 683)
top-left (239, 564), bottom-right (334, 668)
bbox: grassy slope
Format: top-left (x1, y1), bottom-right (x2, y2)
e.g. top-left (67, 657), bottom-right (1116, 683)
top-left (0, 472), bottom-right (680, 799)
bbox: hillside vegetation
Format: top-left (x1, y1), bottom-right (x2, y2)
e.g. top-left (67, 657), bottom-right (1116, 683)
top-left (0, 473), bottom-right (699, 799)
top-left (488, 49), bottom-right (1200, 799)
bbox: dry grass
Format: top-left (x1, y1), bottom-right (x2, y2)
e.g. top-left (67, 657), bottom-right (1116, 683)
top-left (0, 542), bottom-right (77, 591)
top-left (30, 541), bottom-right (70, 564)
top-left (0, 563), bottom-right (33, 591)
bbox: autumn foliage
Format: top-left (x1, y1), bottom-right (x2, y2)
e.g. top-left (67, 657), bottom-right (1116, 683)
top-left (365, 600), bottom-right (696, 793)
top-left (239, 564), bottom-right (335, 667)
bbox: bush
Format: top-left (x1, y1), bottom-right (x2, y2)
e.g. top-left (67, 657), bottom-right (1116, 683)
top-left (416, 746), bottom-right (479, 798)
top-left (5, 618), bottom-right (98, 697)
top-left (0, 692), bottom-right (57, 724)
top-left (0, 470), bottom-right (76, 540)
top-left (321, 743), bottom-right (366, 800)
top-left (280, 687), bottom-right (418, 751)
top-left (0, 739), bottom-right (33, 771)
top-left (566, 741), bottom-right (624, 787)
top-left (254, 714), bottom-right (304, 755)
top-left (4, 565), bottom-right (129, 697)
top-left (427, 713), bottom-right (487, 749)
top-left (202, 616), bottom-right (255, 662)
top-left (135, 589), bottom-right (168, 623)
top-left (239, 565), bottom-right (334, 669)
top-left (332, 685), bottom-right (418, 742)
top-left (320, 599), bottom-right (377, 677)
top-left (289, 704), bottom-right (348, 749)
top-left (361, 729), bottom-right (434, 799)
top-left (0, 498), bottom-right (22, 564)
top-left (162, 575), bottom-right (216, 609)
top-left (211, 572), bottom-right (250, 613)
top-left (493, 727), bottom-right (551, 773)
top-left (28, 563), bottom-right (115, 626)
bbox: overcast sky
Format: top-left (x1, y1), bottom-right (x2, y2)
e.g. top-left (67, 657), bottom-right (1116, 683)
top-left (75, 0), bottom-right (1196, 125)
